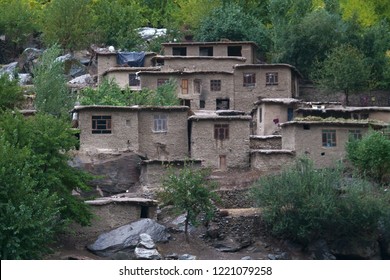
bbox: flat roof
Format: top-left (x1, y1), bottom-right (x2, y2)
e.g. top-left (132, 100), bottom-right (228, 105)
top-left (102, 67), bottom-right (161, 75)
top-left (281, 118), bottom-right (388, 128)
top-left (154, 55), bottom-right (246, 61)
top-left (297, 106), bottom-right (390, 112)
top-left (234, 63), bottom-right (303, 77)
top-left (73, 105), bottom-right (189, 112)
top-left (162, 41), bottom-right (258, 47)
top-left (255, 98), bottom-right (301, 105)
top-left (138, 70), bottom-right (234, 75)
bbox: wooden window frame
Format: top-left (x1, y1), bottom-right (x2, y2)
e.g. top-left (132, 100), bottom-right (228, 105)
top-left (153, 114), bottom-right (167, 132)
top-left (266, 72), bottom-right (279, 85)
top-left (92, 116), bottom-right (112, 134)
top-left (322, 129), bottom-right (336, 147)
top-left (210, 79), bottom-right (221, 91)
top-left (243, 73), bottom-right (256, 87)
top-left (214, 124), bottom-right (229, 140)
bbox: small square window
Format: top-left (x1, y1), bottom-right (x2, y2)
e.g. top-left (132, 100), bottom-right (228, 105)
top-left (153, 114), bottom-right (167, 132)
top-left (349, 129), bottom-right (362, 140)
top-left (322, 129), bottom-right (336, 147)
top-left (266, 72), bottom-right (278, 85)
top-left (157, 79), bottom-right (169, 86)
top-left (214, 124), bottom-right (229, 140)
top-left (199, 47), bottom-right (213, 56)
top-left (243, 73), bottom-right (256, 87)
top-left (216, 98), bottom-right (230, 110)
top-left (210, 80), bottom-right (221, 91)
top-left (172, 47), bottom-right (187, 56)
top-left (92, 116), bottom-right (112, 134)
top-left (129, 74), bottom-right (140, 87)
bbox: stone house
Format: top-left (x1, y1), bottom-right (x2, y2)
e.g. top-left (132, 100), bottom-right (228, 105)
top-left (280, 119), bottom-right (387, 168)
top-left (73, 105), bottom-right (189, 160)
top-left (189, 111), bottom-right (251, 170)
top-left (253, 98), bottom-right (301, 136)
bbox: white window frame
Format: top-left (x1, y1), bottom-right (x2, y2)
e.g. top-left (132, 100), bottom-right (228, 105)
top-left (153, 114), bottom-right (167, 132)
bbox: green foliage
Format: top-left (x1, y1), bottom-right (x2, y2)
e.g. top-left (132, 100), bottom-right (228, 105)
top-left (311, 44), bottom-right (371, 104)
top-left (0, 111), bottom-right (93, 259)
top-left (90, 0), bottom-right (145, 50)
top-left (79, 78), bottom-right (179, 106)
top-left (194, 3), bottom-right (271, 55)
top-left (346, 130), bottom-right (390, 183)
top-left (0, 112), bottom-right (93, 227)
top-left (79, 79), bottom-right (130, 106)
top-left (152, 78), bottom-right (180, 106)
top-left (32, 44), bottom-right (73, 116)
top-left (0, 75), bottom-right (24, 110)
top-left (39, 0), bottom-right (94, 50)
top-left (250, 157), bottom-right (389, 246)
top-left (0, 0), bottom-right (36, 46)
top-left (0, 138), bottom-right (63, 259)
top-left (158, 163), bottom-right (219, 239)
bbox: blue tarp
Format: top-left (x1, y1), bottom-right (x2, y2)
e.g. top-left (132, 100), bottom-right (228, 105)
top-left (116, 52), bottom-right (145, 67)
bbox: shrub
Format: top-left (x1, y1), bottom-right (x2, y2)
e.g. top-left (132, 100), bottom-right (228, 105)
top-left (250, 157), bottom-right (389, 246)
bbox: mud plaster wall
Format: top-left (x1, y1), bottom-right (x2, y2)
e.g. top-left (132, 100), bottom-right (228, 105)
top-left (282, 124), bottom-right (371, 168)
top-left (162, 58), bottom-right (245, 72)
top-left (97, 55), bottom-right (116, 82)
top-left (251, 152), bottom-right (295, 172)
top-left (79, 109), bottom-right (139, 152)
top-left (190, 119), bottom-right (250, 169)
top-left (63, 203), bottom-right (157, 248)
top-left (138, 110), bottom-right (189, 160)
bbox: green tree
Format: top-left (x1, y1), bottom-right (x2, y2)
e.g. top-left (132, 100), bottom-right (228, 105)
top-left (311, 44), bottom-right (371, 105)
top-left (194, 3), bottom-right (271, 55)
top-left (90, 0), bottom-right (146, 50)
top-left (0, 137), bottom-right (63, 259)
top-left (152, 78), bottom-right (180, 106)
top-left (250, 157), bottom-right (389, 246)
top-left (39, 0), bottom-right (93, 51)
top-left (0, 112), bottom-right (93, 226)
top-left (346, 130), bottom-right (390, 184)
top-left (0, 75), bottom-right (24, 110)
top-left (32, 44), bottom-right (73, 116)
top-left (158, 163), bottom-right (219, 241)
top-left (0, 0), bottom-right (36, 47)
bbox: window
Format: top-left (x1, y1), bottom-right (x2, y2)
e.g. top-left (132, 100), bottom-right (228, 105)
top-left (243, 73), bottom-right (256, 87)
top-left (157, 79), bottom-right (169, 86)
top-left (129, 74), bottom-right (140, 87)
top-left (287, 108), bottom-right (294, 121)
top-left (153, 114), bottom-right (167, 132)
top-left (214, 124), bottom-right (229, 140)
top-left (180, 99), bottom-right (191, 107)
top-left (92, 116), bottom-right (111, 134)
top-left (228, 45), bottom-right (242, 56)
top-left (199, 100), bottom-right (205, 109)
top-left (322, 130), bottom-right (336, 147)
top-left (210, 80), bottom-right (221, 91)
top-left (199, 46), bottom-right (213, 56)
top-left (349, 129), bottom-right (362, 140)
top-left (172, 47), bottom-right (187, 56)
top-left (216, 98), bottom-right (230, 110)
top-left (194, 79), bottom-right (201, 94)
top-left (266, 72), bottom-right (278, 85)
top-left (181, 79), bottom-right (188, 94)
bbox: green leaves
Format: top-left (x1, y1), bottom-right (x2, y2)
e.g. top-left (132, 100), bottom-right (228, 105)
top-left (0, 75), bottom-right (24, 110)
top-left (0, 111), bottom-right (93, 259)
top-left (158, 163), bottom-right (219, 237)
top-left (251, 157), bottom-right (389, 246)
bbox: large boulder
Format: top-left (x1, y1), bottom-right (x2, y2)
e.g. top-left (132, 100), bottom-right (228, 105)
top-left (17, 48), bottom-right (42, 74)
top-left (70, 152), bottom-right (142, 196)
top-left (330, 238), bottom-right (381, 259)
top-left (87, 218), bottom-right (170, 257)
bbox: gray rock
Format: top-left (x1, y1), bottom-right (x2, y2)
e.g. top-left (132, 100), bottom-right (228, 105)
top-left (330, 238), bottom-right (381, 259)
top-left (241, 256), bottom-right (252, 260)
top-left (267, 252), bottom-right (289, 260)
top-left (308, 239), bottom-right (336, 260)
top-left (18, 73), bottom-right (32, 85)
top-left (138, 233), bottom-right (156, 249)
top-left (17, 48), bottom-right (42, 74)
top-left (0, 62), bottom-right (18, 78)
top-left (87, 218), bottom-right (170, 257)
top-left (134, 247), bottom-right (162, 260)
top-left (178, 254), bottom-right (197, 260)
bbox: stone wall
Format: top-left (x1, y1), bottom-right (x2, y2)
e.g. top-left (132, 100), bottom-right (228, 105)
top-left (251, 150), bottom-right (296, 172)
top-left (250, 136), bottom-right (282, 149)
top-left (216, 188), bottom-right (254, 209)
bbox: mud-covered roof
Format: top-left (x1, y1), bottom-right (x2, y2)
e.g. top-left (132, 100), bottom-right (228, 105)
top-left (281, 117), bottom-right (388, 128)
top-left (189, 110), bottom-right (251, 121)
top-left (255, 98), bottom-right (301, 105)
top-left (72, 105), bottom-right (189, 112)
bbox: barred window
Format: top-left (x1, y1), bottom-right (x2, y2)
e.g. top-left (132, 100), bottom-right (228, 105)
top-left (243, 73), bottom-right (256, 87)
top-left (153, 114), bottom-right (167, 132)
top-left (92, 116), bottom-right (111, 134)
top-left (214, 124), bottom-right (229, 140)
top-left (322, 129), bottom-right (336, 147)
top-left (349, 129), bottom-right (362, 140)
top-left (210, 80), bottom-right (221, 91)
top-left (266, 72), bottom-right (278, 85)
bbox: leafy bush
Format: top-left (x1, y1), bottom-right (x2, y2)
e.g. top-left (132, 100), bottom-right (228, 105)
top-left (346, 130), bottom-right (390, 183)
top-left (158, 163), bottom-right (219, 240)
top-left (250, 157), bottom-right (389, 246)
top-left (0, 74), bottom-right (24, 110)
